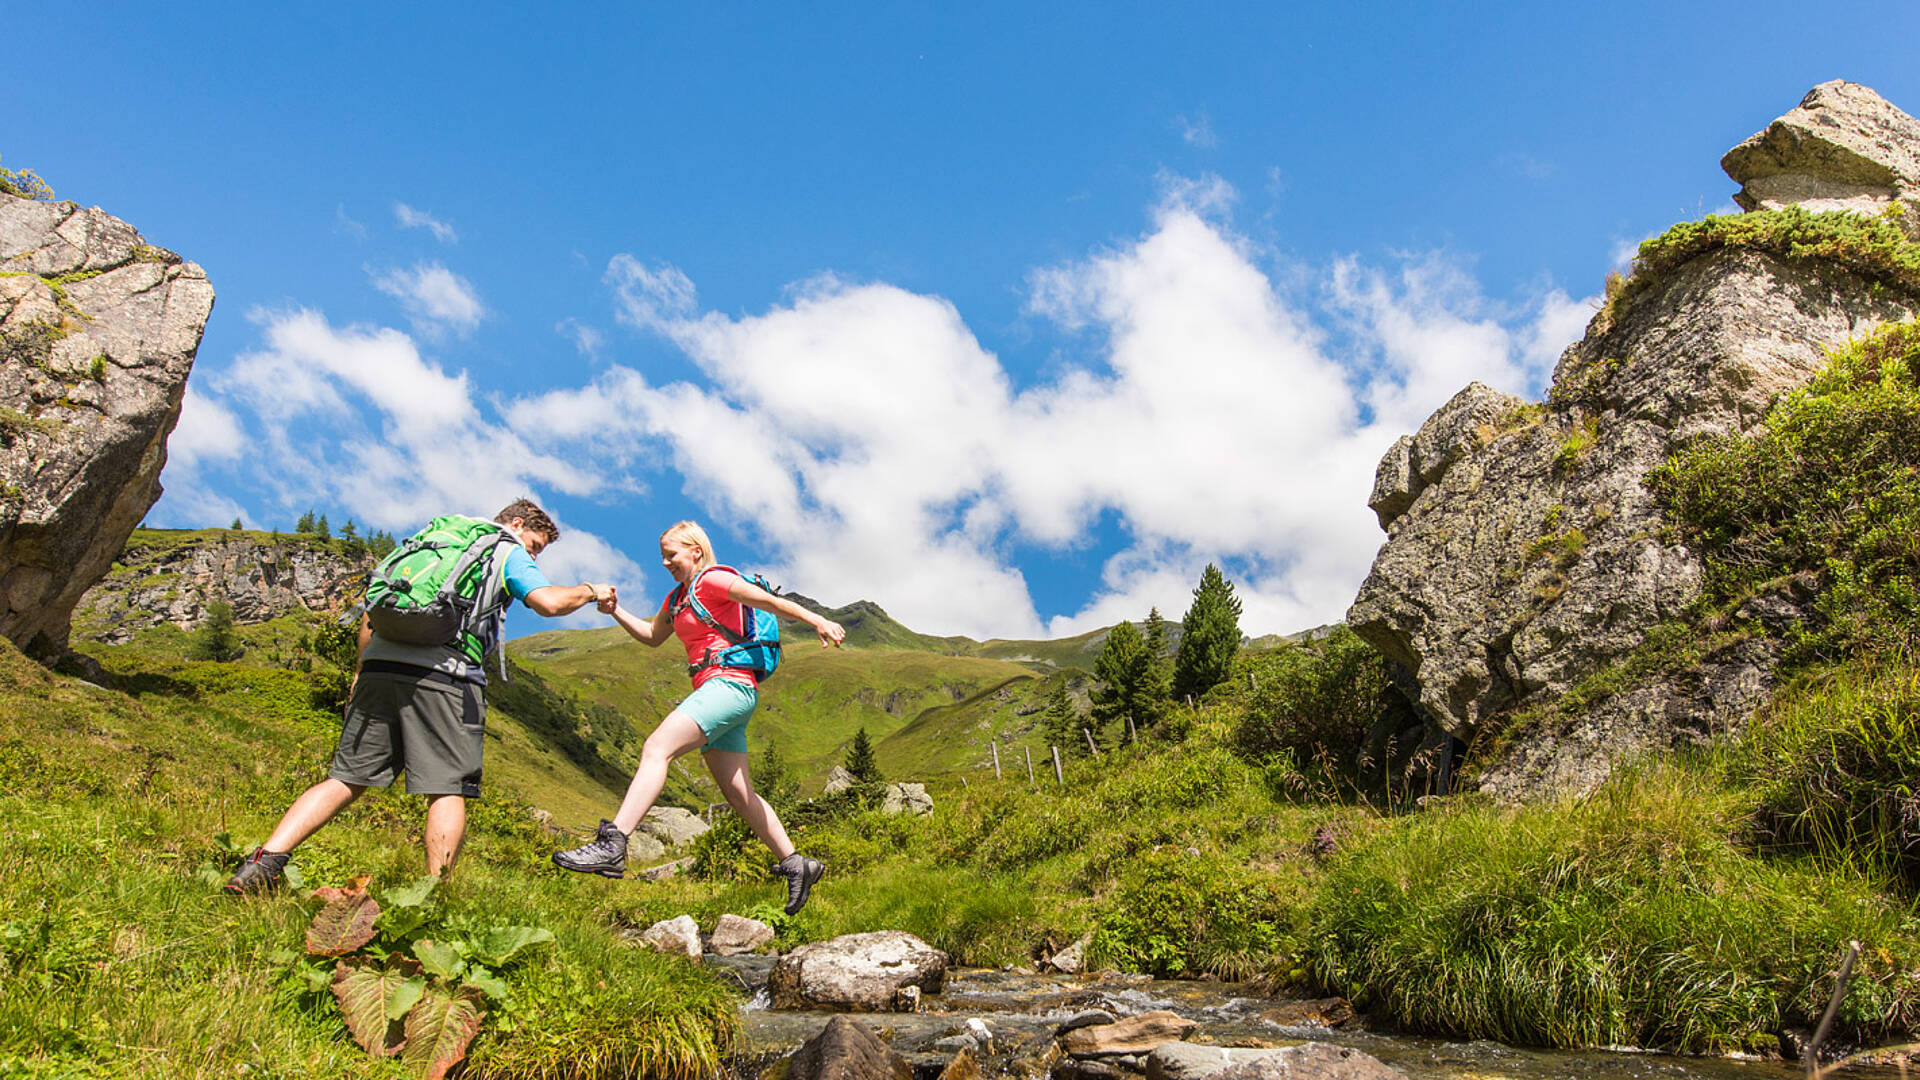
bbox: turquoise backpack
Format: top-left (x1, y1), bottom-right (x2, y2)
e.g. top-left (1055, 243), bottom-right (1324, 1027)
top-left (670, 565), bottom-right (782, 680)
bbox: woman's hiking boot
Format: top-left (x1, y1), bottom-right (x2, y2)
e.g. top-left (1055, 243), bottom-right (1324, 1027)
top-left (552, 820), bottom-right (628, 878)
top-left (224, 847), bottom-right (289, 896)
top-left (775, 853), bottom-right (824, 915)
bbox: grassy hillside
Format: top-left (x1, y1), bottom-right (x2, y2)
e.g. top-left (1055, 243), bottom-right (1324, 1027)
top-left (0, 633), bottom-right (737, 1079)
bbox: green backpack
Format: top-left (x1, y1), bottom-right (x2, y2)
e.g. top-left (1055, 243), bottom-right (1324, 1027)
top-left (364, 515), bottom-right (515, 669)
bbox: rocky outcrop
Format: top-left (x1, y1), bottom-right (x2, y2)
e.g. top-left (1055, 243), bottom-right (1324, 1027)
top-left (1724, 80), bottom-right (1920, 233)
top-left (768, 931), bottom-right (949, 1012)
top-left (1061, 1011), bottom-right (1196, 1058)
top-left (1348, 82), bottom-right (1920, 801)
top-left (882, 782), bottom-right (934, 815)
top-left (0, 192), bottom-right (214, 657)
top-left (73, 530), bottom-right (370, 642)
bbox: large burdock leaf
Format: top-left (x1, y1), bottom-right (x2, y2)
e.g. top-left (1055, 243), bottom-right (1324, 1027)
top-left (402, 986), bottom-right (486, 1080)
top-left (307, 886), bottom-right (382, 956)
top-left (412, 938), bottom-right (466, 981)
top-left (330, 957), bottom-right (422, 1056)
top-left (469, 925), bottom-right (555, 968)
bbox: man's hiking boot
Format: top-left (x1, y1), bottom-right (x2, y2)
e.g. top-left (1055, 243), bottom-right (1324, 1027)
top-left (774, 853), bottom-right (824, 915)
top-left (552, 819), bottom-right (628, 878)
top-left (224, 847), bottom-right (289, 896)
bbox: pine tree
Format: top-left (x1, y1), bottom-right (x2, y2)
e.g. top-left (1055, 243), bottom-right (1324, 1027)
top-left (1092, 619), bottom-right (1148, 736)
top-left (1172, 563), bottom-right (1243, 703)
top-left (229, 517), bottom-right (243, 531)
top-left (844, 727), bottom-right (882, 784)
top-left (193, 599), bottom-right (243, 662)
top-left (368, 530), bottom-right (398, 560)
top-left (1042, 682), bottom-right (1091, 757)
top-left (1140, 606), bottom-right (1172, 718)
top-left (756, 742), bottom-right (800, 808)
top-left (315, 513), bottom-right (331, 540)
top-left (295, 509), bottom-right (316, 534)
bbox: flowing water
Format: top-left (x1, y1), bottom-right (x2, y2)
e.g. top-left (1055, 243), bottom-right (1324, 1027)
top-left (710, 959), bottom-right (1909, 1080)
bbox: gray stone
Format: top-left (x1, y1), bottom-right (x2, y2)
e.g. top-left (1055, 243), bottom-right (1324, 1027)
top-left (881, 782), bottom-right (933, 816)
top-left (1347, 83), bottom-right (1920, 801)
top-left (822, 765), bottom-right (856, 794)
top-left (635, 805), bottom-right (709, 847)
top-left (638, 914), bottom-right (701, 958)
top-left (785, 1014), bottom-right (912, 1080)
top-left (1723, 80), bottom-right (1920, 233)
top-left (1147, 1042), bottom-right (1406, 1080)
top-left (1055, 1011), bottom-right (1119, 1037)
top-left (634, 855), bottom-right (694, 881)
top-left (769, 930), bottom-right (949, 1011)
top-left (1045, 934), bottom-right (1092, 974)
top-left (0, 192), bottom-right (214, 658)
top-left (709, 913), bottom-right (776, 956)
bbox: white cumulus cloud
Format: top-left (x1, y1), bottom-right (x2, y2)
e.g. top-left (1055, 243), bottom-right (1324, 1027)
top-left (371, 262), bottom-right (485, 337)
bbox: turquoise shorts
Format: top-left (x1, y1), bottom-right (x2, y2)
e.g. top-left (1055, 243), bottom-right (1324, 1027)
top-left (678, 678), bottom-right (757, 754)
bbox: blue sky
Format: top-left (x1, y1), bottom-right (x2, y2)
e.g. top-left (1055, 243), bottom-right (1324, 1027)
top-left (11, 4), bottom-right (1919, 640)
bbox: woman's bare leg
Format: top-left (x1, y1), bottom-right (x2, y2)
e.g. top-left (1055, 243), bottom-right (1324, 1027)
top-left (611, 712), bottom-right (708, 834)
top-left (704, 749), bottom-right (796, 859)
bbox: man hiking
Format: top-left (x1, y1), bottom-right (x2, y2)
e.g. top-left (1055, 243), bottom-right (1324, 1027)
top-left (226, 498), bottom-right (614, 894)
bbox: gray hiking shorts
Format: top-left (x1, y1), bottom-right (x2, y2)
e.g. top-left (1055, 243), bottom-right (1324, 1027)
top-left (329, 665), bottom-right (485, 797)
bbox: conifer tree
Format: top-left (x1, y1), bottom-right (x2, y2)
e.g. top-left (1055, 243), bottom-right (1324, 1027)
top-left (1172, 563), bottom-right (1243, 703)
top-left (1140, 606), bottom-right (1172, 720)
top-left (296, 509), bottom-right (316, 534)
top-left (230, 517), bottom-right (243, 531)
top-left (756, 742), bottom-right (800, 808)
top-left (1092, 619), bottom-right (1148, 733)
top-left (844, 726), bottom-right (882, 784)
top-left (1043, 682), bottom-right (1092, 757)
top-left (315, 513), bottom-right (331, 540)
top-left (193, 599), bottom-right (243, 662)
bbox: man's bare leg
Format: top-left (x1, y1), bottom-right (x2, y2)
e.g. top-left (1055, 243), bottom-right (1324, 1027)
top-left (262, 778), bottom-right (365, 853)
top-left (424, 794), bottom-right (467, 876)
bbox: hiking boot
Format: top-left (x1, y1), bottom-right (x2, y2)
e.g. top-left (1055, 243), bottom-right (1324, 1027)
top-left (552, 819), bottom-right (627, 878)
top-left (774, 853), bottom-right (824, 915)
top-left (224, 847), bottom-right (289, 896)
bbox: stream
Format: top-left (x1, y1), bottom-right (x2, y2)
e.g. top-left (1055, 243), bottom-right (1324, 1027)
top-left (708, 958), bottom-right (1909, 1080)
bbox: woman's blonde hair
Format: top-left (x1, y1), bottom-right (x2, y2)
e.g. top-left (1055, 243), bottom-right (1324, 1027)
top-left (660, 520), bottom-right (719, 573)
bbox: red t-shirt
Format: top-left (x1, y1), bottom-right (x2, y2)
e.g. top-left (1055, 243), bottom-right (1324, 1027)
top-left (663, 568), bottom-right (757, 689)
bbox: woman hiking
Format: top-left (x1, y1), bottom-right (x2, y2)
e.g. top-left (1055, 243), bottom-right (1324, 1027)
top-left (552, 521), bottom-right (846, 914)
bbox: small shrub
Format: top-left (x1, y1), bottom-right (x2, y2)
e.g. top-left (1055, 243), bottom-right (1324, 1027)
top-left (1230, 629), bottom-right (1413, 793)
top-left (1089, 847), bottom-right (1296, 978)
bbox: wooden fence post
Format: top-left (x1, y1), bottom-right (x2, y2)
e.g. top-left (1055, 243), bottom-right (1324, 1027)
top-left (1126, 714), bottom-right (1136, 743)
top-left (1051, 746), bottom-right (1064, 785)
top-left (991, 739), bottom-right (1002, 780)
top-left (1024, 745), bottom-right (1035, 784)
top-left (1082, 727), bottom-right (1100, 757)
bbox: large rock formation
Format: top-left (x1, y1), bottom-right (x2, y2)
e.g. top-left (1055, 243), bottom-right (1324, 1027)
top-left (0, 191), bottom-right (214, 657)
top-left (73, 529), bottom-right (370, 643)
top-left (1348, 82), bottom-right (1920, 801)
top-left (1723, 80), bottom-right (1920, 232)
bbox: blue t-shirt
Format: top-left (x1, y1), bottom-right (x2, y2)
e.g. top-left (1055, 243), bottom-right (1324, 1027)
top-left (362, 540), bottom-right (554, 684)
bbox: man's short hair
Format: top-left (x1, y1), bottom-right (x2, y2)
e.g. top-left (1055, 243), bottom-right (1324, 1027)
top-left (494, 497), bottom-right (559, 543)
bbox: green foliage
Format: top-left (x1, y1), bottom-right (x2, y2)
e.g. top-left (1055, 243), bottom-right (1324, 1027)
top-left (1039, 682), bottom-right (1084, 756)
top-left (296, 617), bottom-right (360, 711)
top-left (1173, 563), bottom-right (1243, 703)
top-left (1305, 762), bottom-right (1919, 1052)
top-left (1650, 319), bottom-right (1920, 663)
top-left (1090, 847), bottom-right (1295, 978)
top-left (1230, 628), bottom-right (1413, 794)
top-left (190, 600), bottom-right (243, 662)
top-left (843, 726), bottom-right (881, 784)
top-left (1092, 619), bottom-right (1154, 738)
top-left (1551, 417), bottom-right (1599, 473)
top-left (1604, 206), bottom-right (1920, 328)
top-left (687, 814), bottom-right (771, 883)
top-left (1736, 661), bottom-right (1920, 886)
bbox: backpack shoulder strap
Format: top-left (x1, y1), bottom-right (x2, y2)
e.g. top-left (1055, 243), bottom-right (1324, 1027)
top-left (675, 566), bottom-right (747, 644)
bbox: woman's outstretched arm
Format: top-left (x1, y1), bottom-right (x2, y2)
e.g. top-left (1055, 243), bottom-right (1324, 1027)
top-left (606, 595), bottom-right (673, 647)
top-left (726, 577), bottom-right (846, 649)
